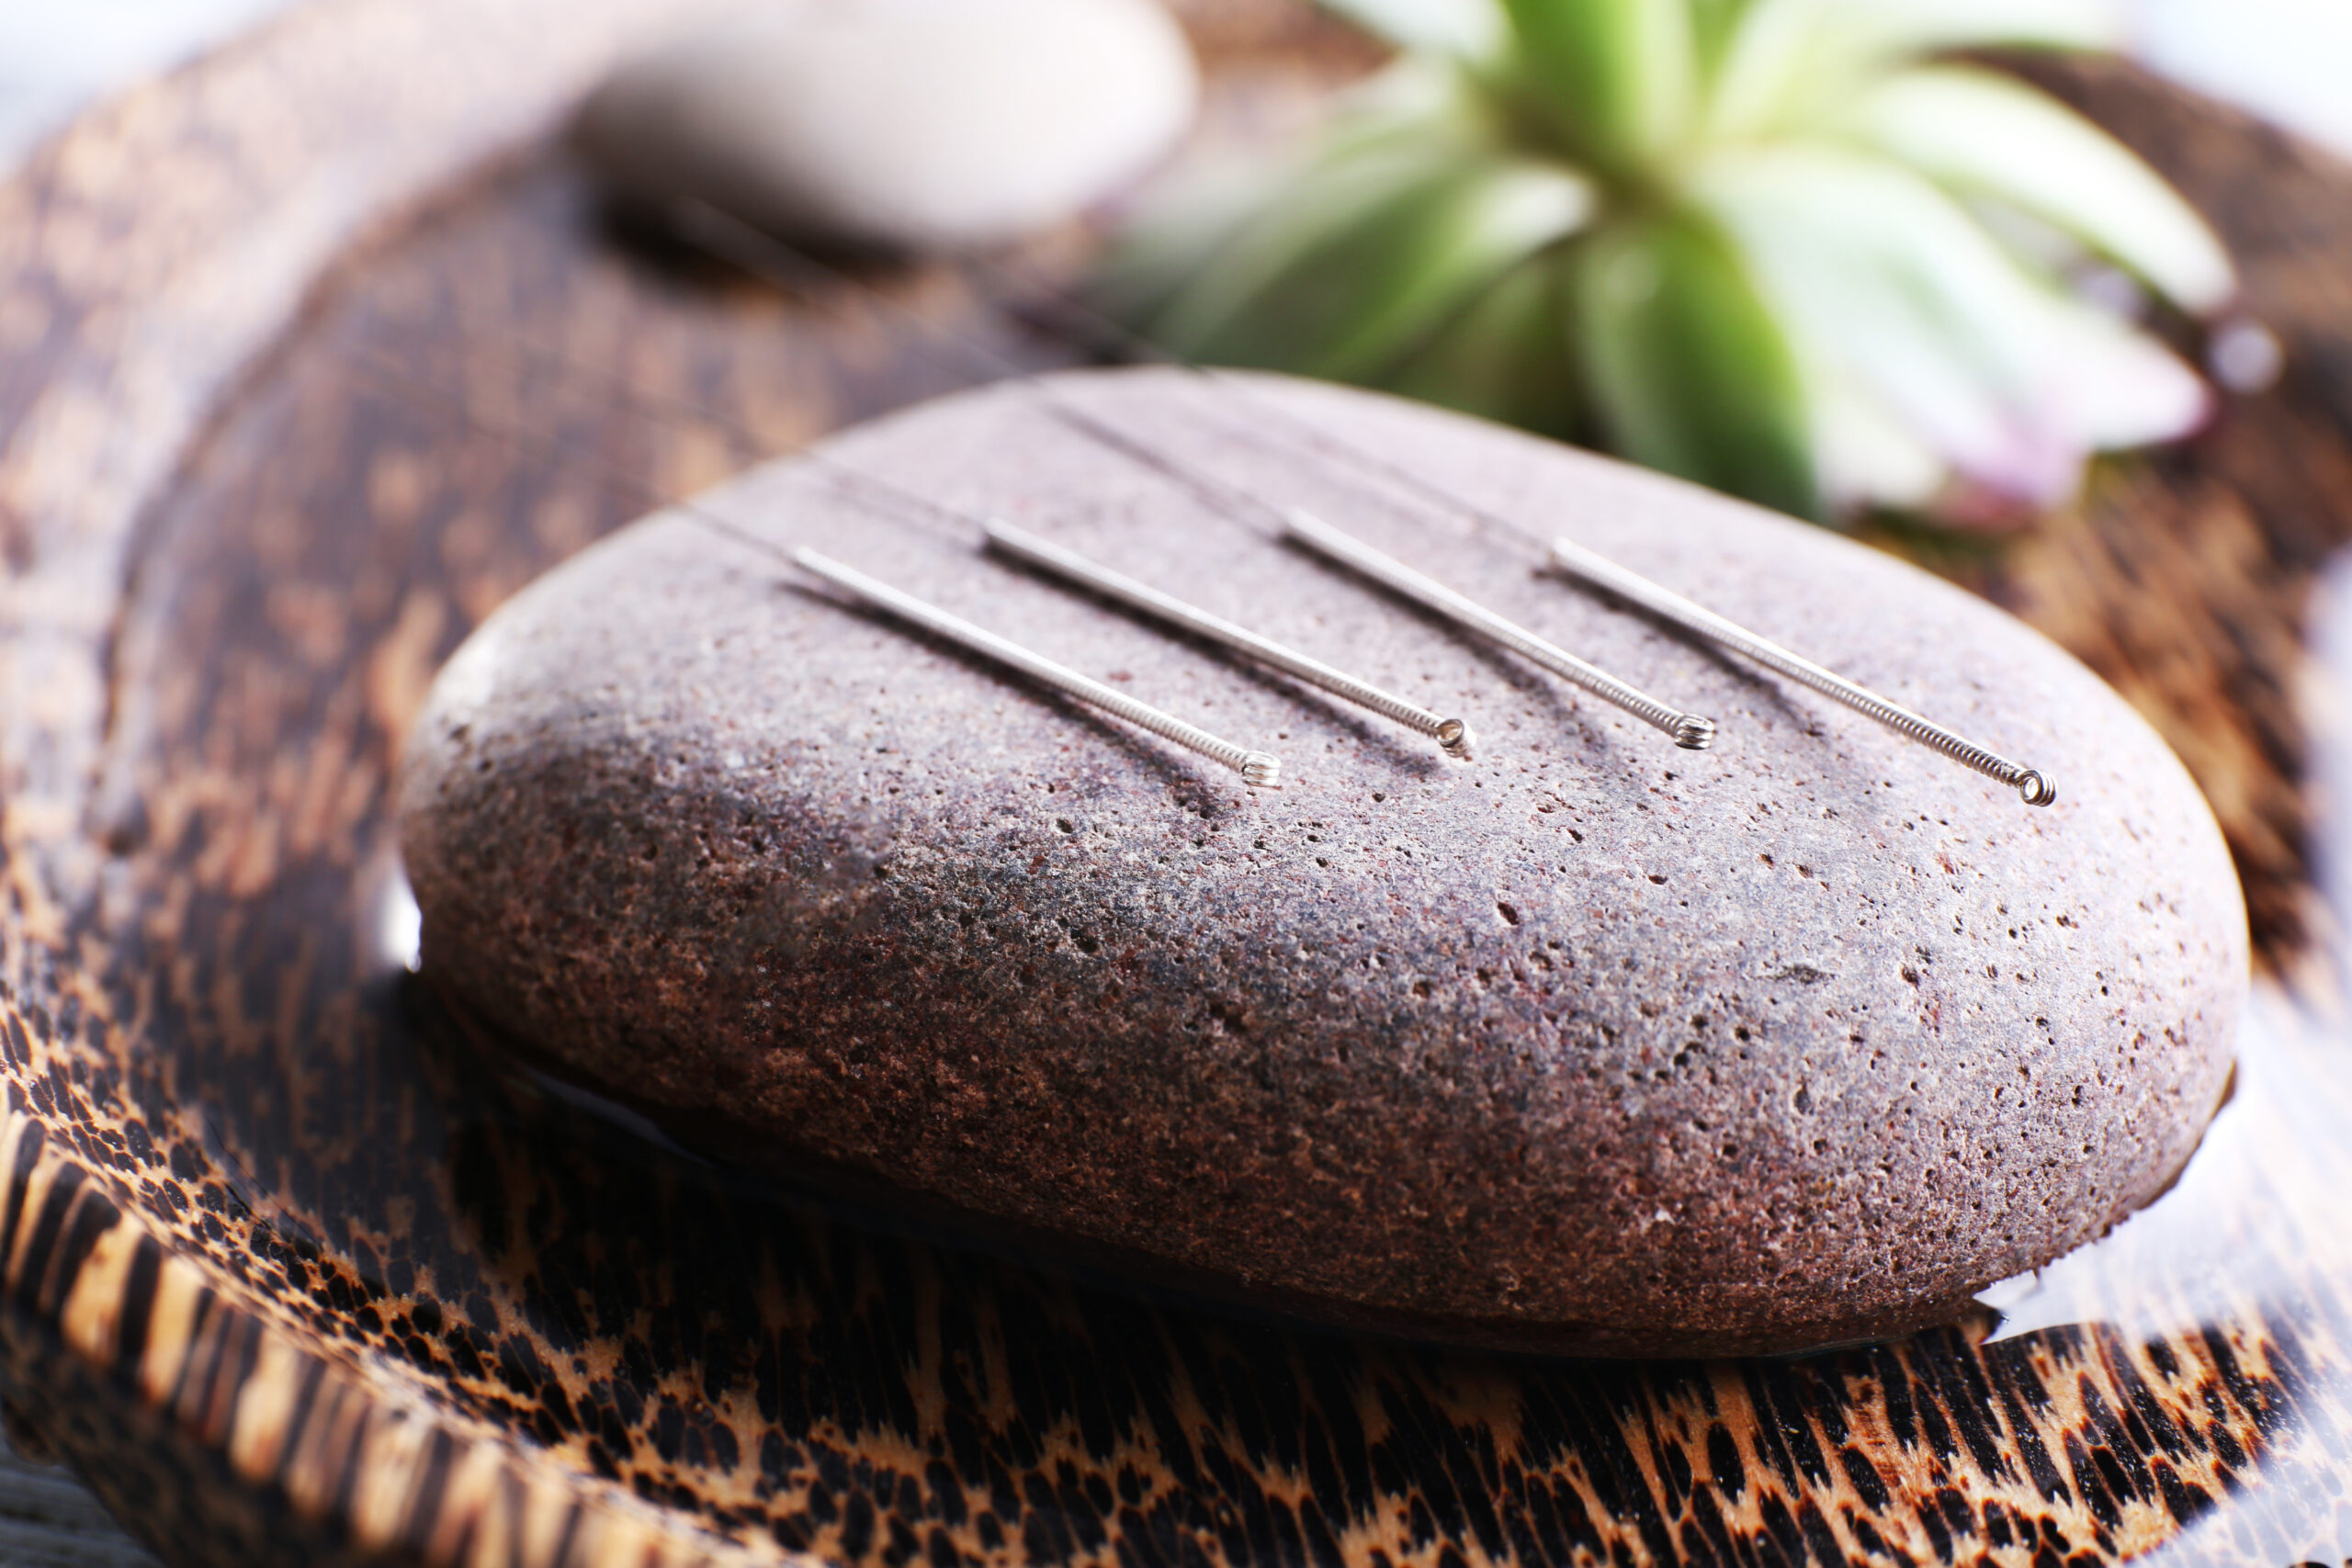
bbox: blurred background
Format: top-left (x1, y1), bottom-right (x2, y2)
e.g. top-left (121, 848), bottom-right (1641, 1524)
top-left (5, 0), bottom-right (2348, 174)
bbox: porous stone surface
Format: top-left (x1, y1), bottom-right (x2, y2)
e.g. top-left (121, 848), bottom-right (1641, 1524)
top-left (571, 0), bottom-right (1198, 251)
top-left (398, 368), bottom-right (2246, 1356)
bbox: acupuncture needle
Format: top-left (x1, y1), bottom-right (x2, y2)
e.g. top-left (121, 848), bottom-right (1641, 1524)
top-left (671, 200), bottom-right (2055, 803)
top-left (384, 306), bottom-right (1486, 764)
top-left (982, 519), bottom-right (1474, 758)
top-left (336, 345), bottom-right (1291, 786)
top-left (952, 247), bottom-right (2059, 803)
top-left (1280, 511), bottom-right (1714, 750)
top-left (791, 547), bottom-right (1283, 787)
top-left (662, 203), bottom-right (1715, 751)
top-left (1543, 538), bottom-right (2052, 804)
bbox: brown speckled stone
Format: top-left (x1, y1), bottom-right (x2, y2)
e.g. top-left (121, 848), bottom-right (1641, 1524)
top-left (397, 368), bottom-right (2245, 1356)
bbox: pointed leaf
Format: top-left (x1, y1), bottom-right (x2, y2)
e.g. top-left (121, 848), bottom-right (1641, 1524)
top-left (1844, 65), bottom-right (2234, 311)
top-left (1498, 0), bottom-right (1698, 170)
top-left (1311, 161), bottom-right (1596, 379)
top-left (2024, 289), bottom-right (2211, 449)
top-left (1694, 145), bottom-right (2089, 500)
top-left (1167, 154), bottom-right (1591, 379)
top-left (1381, 249), bottom-right (1580, 433)
top-left (1831, 0), bottom-right (2121, 56)
top-left (1704, 0), bottom-right (1841, 136)
top-left (1093, 61), bottom-right (1469, 331)
top-left (1121, 135), bottom-right (1462, 359)
top-left (1692, 144), bottom-right (2206, 505)
top-left (1687, 0), bottom-right (1761, 73)
top-left (1705, 0), bottom-right (2120, 138)
top-left (1808, 367), bottom-right (1949, 510)
top-left (1573, 212), bottom-right (1818, 515)
top-left (1090, 161), bottom-right (1284, 323)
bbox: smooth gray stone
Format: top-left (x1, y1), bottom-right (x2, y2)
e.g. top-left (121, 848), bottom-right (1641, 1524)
top-left (398, 368), bottom-right (2246, 1356)
top-left (572, 0), bottom-right (1198, 251)
top-left (0, 1424), bottom-right (162, 1568)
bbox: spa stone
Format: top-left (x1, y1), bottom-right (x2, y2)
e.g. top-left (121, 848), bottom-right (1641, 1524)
top-left (397, 368), bottom-right (2245, 1356)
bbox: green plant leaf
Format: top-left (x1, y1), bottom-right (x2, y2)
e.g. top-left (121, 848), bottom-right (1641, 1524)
top-left (1694, 144), bottom-right (2075, 499)
top-left (1842, 65), bottom-right (2234, 311)
top-left (1830, 0), bottom-right (2120, 56)
top-left (1807, 364), bottom-right (1947, 510)
top-left (1097, 0), bottom-right (2222, 526)
top-left (1093, 62), bottom-right (1471, 333)
top-left (1498, 0), bottom-right (1697, 170)
top-left (1692, 143), bottom-right (2204, 504)
top-left (1705, 0), bottom-right (2119, 138)
top-left (1381, 249), bottom-right (1580, 433)
top-left (1120, 141), bottom-right (1460, 358)
top-left (1573, 211), bottom-right (1817, 515)
top-left (1309, 161), bottom-right (1597, 378)
top-left (1702, 0), bottom-right (1824, 132)
top-left (1099, 61), bottom-right (1498, 344)
top-left (1687, 0), bottom-right (1761, 74)
top-left (2023, 287), bottom-right (2211, 450)
top-left (1090, 164), bottom-right (1282, 323)
top-left (1141, 151), bottom-right (1594, 381)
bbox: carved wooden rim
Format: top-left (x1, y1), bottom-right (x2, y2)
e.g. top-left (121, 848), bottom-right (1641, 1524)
top-left (0, 0), bottom-right (792, 1558)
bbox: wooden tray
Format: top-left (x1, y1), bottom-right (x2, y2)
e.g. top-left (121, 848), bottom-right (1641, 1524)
top-left (4, 1), bottom-right (2351, 1563)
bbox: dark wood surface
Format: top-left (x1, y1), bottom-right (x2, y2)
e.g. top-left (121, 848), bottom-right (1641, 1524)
top-left (4, 3), bottom-right (2352, 1566)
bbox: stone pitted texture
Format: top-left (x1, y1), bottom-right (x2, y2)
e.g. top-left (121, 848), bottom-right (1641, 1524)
top-left (398, 368), bottom-right (2245, 1356)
